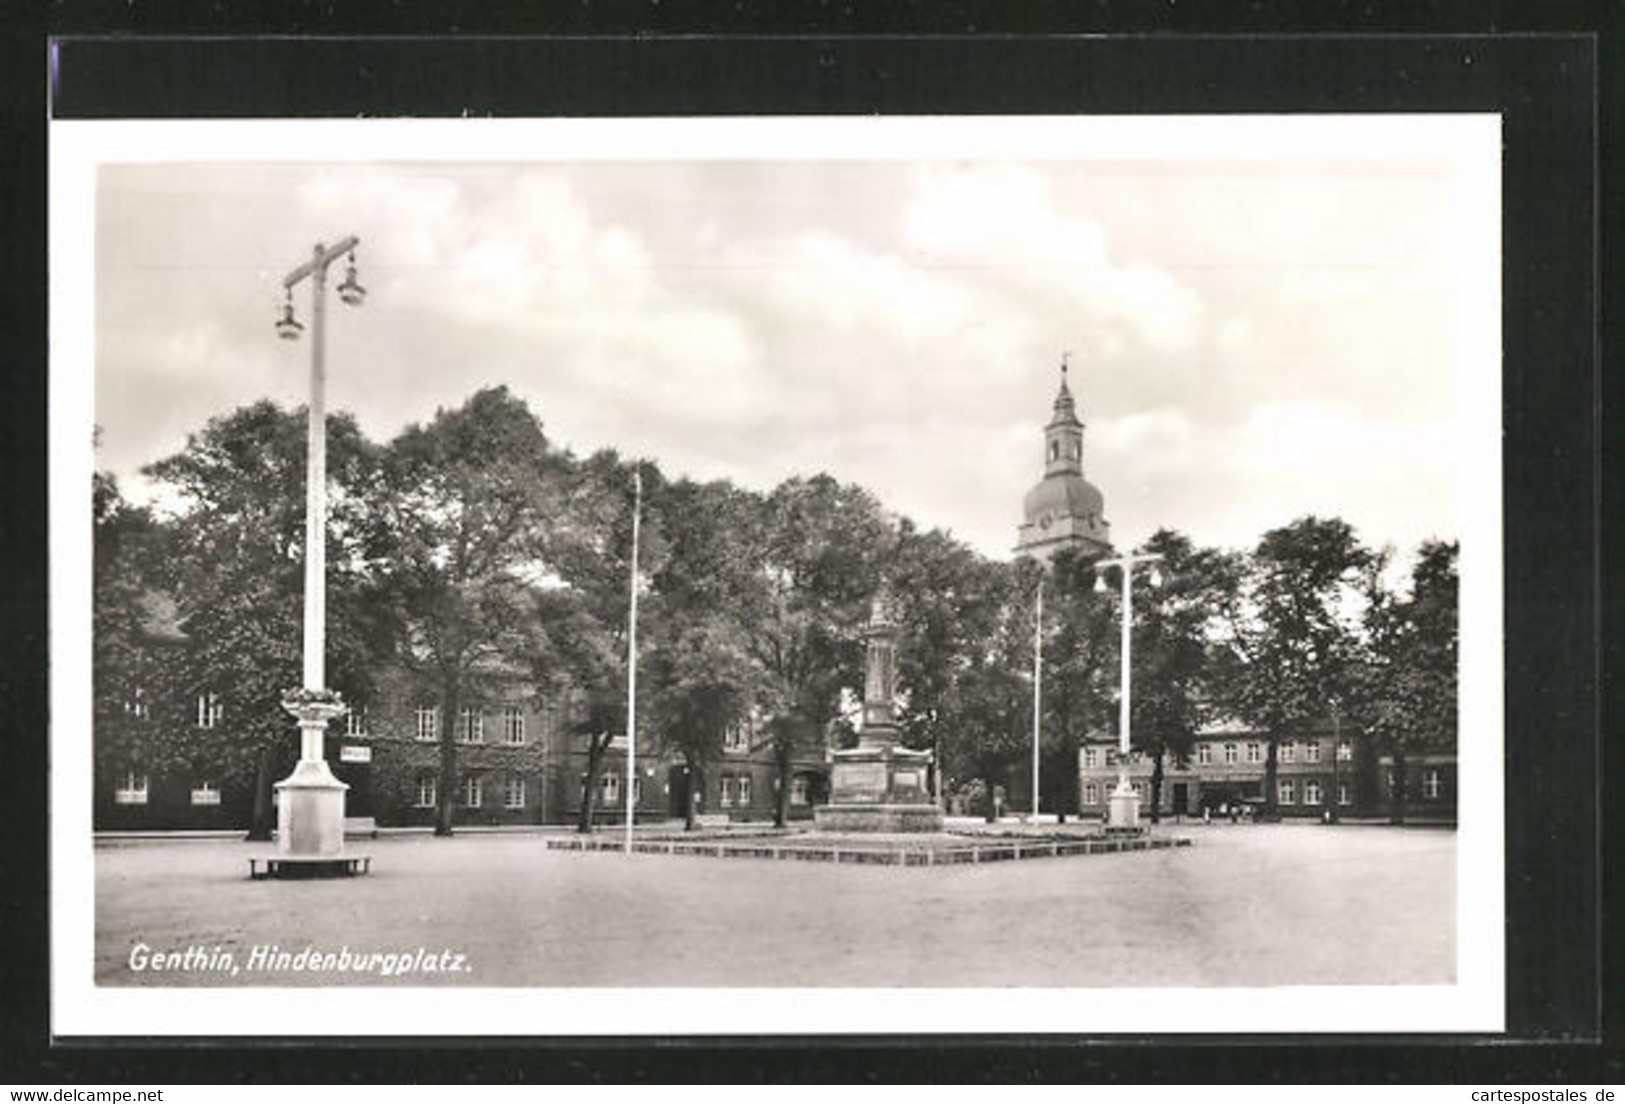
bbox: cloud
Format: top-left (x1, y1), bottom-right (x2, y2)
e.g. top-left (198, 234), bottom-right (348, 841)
top-left (92, 150), bottom-right (1470, 563)
top-left (1091, 407), bottom-right (1197, 457)
top-left (1094, 400), bottom-right (1459, 553)
top-left (899, 164), bottom-right (1204, 354)
top-left (752, 230), bottom-right (971, 339)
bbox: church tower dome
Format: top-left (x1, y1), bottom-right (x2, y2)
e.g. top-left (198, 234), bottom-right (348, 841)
top-left (1015, 358), bottom-right (1111, 562)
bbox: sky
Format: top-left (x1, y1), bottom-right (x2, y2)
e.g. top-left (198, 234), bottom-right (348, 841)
top-left (88, 119), bottom-right (1492, 560)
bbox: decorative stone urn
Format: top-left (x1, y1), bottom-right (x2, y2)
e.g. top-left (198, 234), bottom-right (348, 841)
top-left (814, 586), bottom-right (945, 834)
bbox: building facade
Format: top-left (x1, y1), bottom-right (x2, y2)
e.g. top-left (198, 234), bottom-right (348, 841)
top-left (95, 664), bottom-right (833, 832)
top-left (1076, 720), bottom-right (1457, 823)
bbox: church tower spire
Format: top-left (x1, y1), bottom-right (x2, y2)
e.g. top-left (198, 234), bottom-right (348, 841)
top-left (1015, 353), bottom-right (1111, 563)
top-left (1044, 355), bottom-right (1085, 477)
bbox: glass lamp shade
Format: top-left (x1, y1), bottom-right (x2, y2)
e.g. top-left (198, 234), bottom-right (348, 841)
top-left (1093, 573), bottom-right (1108, 594)
top-left (275, 303), bottom-right (304, 340)
top-left (1149, 568), bottom-right (1164, 588)
top-left (336, 263), bottom-right (367, 306)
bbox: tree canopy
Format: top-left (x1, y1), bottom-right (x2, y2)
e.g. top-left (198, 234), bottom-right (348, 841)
top-left (95, 389), bottom-right (1459, 831)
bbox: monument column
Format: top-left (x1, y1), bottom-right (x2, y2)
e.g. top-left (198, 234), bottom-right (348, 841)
top-left (858, 589), bottom-right (901, 745)
top-left (814, 585), bottom-right (944, 833)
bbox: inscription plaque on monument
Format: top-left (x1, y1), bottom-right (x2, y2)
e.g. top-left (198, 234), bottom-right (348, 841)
top-left (833, 762), bottom-right (889, 804)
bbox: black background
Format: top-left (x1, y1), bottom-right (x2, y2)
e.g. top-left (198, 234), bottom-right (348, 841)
top-left (2, 5), bottom-right (1617, 1086)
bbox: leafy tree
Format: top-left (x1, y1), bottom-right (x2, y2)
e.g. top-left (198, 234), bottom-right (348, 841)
top-left (892, 521), bottom-right (989, 809)
top-left (538, 450), bottom-right (673, 833)
top-left (92, 472), bottom-right (173, 799)
top-left (1121, 530), bottom-right (1234, 822)
top-left (370, 387), bottom-right (556, 836)
top-left (938, 559), bottom-right (1040, 821)
top-left (1355, 540), bottom-right (1458, 822)
top-left (138, 401), bottom-right (381, 840)
top-left (645, 614), bottom-right (757, 830)
top-left (1035, 546), bottom-right (1115, 820)
top-left (1220, 516), bottom-right (1373, 817)
top-left (733, 475), bottom-right (890, 825)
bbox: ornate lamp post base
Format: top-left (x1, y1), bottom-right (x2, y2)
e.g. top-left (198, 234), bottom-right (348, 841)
top-left (1107, 776), bottom-right (1143, 834)
top-left (254, 695), bottom-right (366, 879)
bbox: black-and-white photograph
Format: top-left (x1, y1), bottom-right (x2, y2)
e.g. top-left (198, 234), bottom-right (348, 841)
top-left (51, 114), bottom-right (1502, 1035)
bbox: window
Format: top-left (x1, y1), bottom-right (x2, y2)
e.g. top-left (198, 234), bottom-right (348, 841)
top-left (345, 705), bottom-right (368, 737)
top-left (1083, 747), bottom-right (1099, 768)
top-left (1083, 782), bottom-right (1099, 805)
top-left (190, 781), bottom-right (220, 806)
top-left (1423, 769), bottom-right (1442, 799)
top-left (1304, 740), bottom-right (1320, 763)
top-left (1278, 779), bottom-right (1296, 805)
top-left (503, 706), bottom-right (525, 745)
top-left (1337, 782), bottom-right (1352, 806)
top-left (1280, 742), bottom-right (1295, 763)
top-left (791, 776), bottom-right (810, 806)
top-left (1245, 742), bottom-right (1262, 764)
top-left (633, 775), bottom-right (643, 803)
top-left (737, 775), bottom-right (751, 806)
top-left (1049, 440), bottom-right (1059, 461)
top-left (415, 705), bottom-right (439, 742)
top-left (415, 776), bottom-right (437, 809)
top-left (600, 772), bottom-right (619, 804)
top-left (1223, 743), bottom-right (1238, 764)
top-left (196, 692), bottom-right (222, 729)
top-left (1303, 780), bottom-right (1322, 806)
top-left (723, 720), bottom-right (749, 753)
top-left (114, 771), bottom-right (148, 805)
top-left (1131, 781), bottom-right (1147, 800)
top-left (1337, 739), bottom-right (1353, 762)
top-left (504, 777), bottom-right (526, 809)
top-left (1197, 744), bottom-right (1211, 766)
top-left (719, 775), bottom-right (734, 807)
top-left (124, 690), bottom-right (150, 719)
top-left (458, 707), bottom-right (483, 744)
top-left (462, 775), bottom-right (483, 808)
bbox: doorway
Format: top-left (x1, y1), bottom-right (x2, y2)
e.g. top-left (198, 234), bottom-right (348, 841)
top-left (667, 766), bottom-right (690, 819)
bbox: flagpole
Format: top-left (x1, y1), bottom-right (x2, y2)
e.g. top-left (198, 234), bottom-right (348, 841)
top-left (1031, 578), bottom-right (1043, 823)
top-left (624, 466), bottom-right (642, 856)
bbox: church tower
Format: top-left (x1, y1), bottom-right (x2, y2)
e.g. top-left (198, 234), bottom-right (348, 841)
top-left (1015, 360), bottom-right (1112, 562)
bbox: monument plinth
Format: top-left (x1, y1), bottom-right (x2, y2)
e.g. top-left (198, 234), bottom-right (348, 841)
top-left (815, 588), bottom-right (945, 834)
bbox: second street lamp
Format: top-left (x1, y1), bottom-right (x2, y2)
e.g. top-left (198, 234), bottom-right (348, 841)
top-left (1095, 549), bottom-right (1164, 832)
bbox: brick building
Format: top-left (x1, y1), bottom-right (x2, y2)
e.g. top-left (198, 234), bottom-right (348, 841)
top-left (94, 659), bottom-right (833, 832)
top-left (1076, 719), bottom-right (1457, 822)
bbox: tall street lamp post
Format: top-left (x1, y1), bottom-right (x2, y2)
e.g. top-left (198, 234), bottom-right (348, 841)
top-left (1095, 550), bottom-right (1163, 831)
top-left (272, 237), bottom-right (366, 870)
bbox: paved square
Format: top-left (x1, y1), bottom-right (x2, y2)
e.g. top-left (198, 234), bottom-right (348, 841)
top-left (95, 824), bottom-right (1454, 988)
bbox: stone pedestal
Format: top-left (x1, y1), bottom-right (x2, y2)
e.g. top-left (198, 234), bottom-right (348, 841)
top-left (1107, 776), bottom-right (1142, 832)
top-left (276, 758), bottom-right (349, 857)
top-left (266, 697), bottom-right (357, 873)
top-left (815, 743), bottom-right (944, 833)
